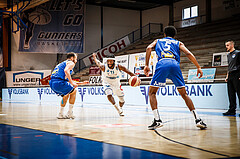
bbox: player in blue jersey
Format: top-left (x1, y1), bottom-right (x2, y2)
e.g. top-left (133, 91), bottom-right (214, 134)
top-left (144, 26), bottom-right (207, 130)
top-left (49, 52), bottom-right (78, 119)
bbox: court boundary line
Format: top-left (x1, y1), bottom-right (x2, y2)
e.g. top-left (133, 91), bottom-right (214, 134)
top-left (154, 129), bottom-right (230, 158)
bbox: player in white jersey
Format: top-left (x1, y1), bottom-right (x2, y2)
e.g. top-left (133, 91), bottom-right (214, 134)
top-left (92, 53), bottom-right (136, 116)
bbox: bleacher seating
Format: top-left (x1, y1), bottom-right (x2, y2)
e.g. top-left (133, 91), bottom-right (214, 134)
top-left (75, 16), bottom-right (240, 83)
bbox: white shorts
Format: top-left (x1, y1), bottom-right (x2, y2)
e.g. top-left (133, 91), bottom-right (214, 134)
top-left (103, 82), bottom-right (124, 97)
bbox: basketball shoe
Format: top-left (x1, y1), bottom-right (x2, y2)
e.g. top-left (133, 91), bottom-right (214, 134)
top-left (66, 111), bottom-right (75, 119)
top-left (114, 105), bottom-right (124, 116)
top-left (195, 118), bottom-right (207, 129)
top-left (148, 119), bottom-right (163, 130)
top-left (57, 113), bottom-right (67, 119)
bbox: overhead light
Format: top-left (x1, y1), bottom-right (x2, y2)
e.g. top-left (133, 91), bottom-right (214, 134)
top-left (118, 0), bottom-right (136, 3)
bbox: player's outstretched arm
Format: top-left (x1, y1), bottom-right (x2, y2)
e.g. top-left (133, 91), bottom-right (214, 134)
top-left (179, 42), bottom-right (203, 78)
top-left (118, 64), bottom-right (135, 76)
top-left (144, 39), bottom-right (157, 76)
top-left (92, 53), bottom-right (105, 71)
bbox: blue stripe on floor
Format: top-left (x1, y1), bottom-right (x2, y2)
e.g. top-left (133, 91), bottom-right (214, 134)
top-left (0, 124), bottom-right (184, 159)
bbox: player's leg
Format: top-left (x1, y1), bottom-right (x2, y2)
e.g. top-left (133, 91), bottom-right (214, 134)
top-left (66, 89), bottom-right (77, 119)
top-left (148, 86), bottom-right (163, 130)
top-left (147, 61), bottom-right (167, 130)
top-left (115, 85), bottom-right (125, 116)
top-left (105, 87), bottom-right (121, 115)
top-left (170, 62), bottom-right (206, 129)
top-left (57, 94), bottom-right (69, 119)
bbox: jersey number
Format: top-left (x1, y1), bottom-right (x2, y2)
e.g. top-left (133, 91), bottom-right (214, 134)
top-left (164, 41), bottom-right (171, 51)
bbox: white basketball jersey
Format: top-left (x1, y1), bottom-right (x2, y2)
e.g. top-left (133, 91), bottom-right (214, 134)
top-left (102, 64), bottom-right (121, 85)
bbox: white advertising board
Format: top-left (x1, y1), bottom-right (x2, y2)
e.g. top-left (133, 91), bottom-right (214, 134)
top-left (6, 70), bottom-right (51, 87)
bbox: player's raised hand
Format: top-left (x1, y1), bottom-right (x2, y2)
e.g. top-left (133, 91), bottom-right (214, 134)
top-left (197, 68), bottom-right (203, 78)
top-left (92, 53), bottom-right (97, 59)
top-left (144, 66), bottom-right (150, 76)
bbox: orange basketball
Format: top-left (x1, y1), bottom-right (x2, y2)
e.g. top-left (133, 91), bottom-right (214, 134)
top-left (129, 76), bottom-right (141, 87)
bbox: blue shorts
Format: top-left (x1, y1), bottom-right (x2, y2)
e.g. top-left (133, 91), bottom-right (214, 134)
top-left (151, 58), bottom-right (185, 88)
top-left (49, 79), bottom-right (74, 96)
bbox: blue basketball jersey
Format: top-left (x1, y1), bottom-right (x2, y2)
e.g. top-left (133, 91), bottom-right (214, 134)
top-left (155, 37), bottom-right (181, 63)
top-left (51, 60), bottom-right (73, 80)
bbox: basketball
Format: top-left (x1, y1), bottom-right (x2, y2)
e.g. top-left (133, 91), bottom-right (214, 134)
top-left (128, 76), bottom-right (141, 87)
top-left (28, 8), bottom-right (51, 25)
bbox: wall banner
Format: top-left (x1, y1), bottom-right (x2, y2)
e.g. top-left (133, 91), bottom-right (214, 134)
top-left (83, 36), bottom-right (130, 67)
top-left (6, 70), bottom-right (51, 87)
top-left (18, 0), bottom-right (85, 53)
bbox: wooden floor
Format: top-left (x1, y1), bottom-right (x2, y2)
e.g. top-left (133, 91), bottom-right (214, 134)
top-left (0, 101), bottom-right (240, 159)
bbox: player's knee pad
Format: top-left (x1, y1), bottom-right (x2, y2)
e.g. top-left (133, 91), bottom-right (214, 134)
top-left (105, 88), bottom-right (113, 96)
top-left (118, 96), bottom-right (125, 103)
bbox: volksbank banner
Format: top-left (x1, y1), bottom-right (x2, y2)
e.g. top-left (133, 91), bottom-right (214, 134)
top-left (2, 83), bottom-right (232, 109)
top-left (6, 70), bottom-right (51, 87)
top-left (18, 0), bottom-right (84, 53)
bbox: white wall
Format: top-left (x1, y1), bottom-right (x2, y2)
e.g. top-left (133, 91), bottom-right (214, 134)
top-left (211, 0), bottom-right (240, 21)
top-left (142, 6), bottom-right (169, 27)
top-left (11, 31), bottom-right (57, 71)
top-left (103, 7), bottom-right (139, 46)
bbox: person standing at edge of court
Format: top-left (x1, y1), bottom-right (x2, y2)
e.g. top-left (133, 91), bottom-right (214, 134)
top-left (223, 40), bottom-right (240, 116)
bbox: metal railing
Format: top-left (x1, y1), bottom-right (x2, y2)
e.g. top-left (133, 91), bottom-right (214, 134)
top-left (74, 23), bottom-right (163, 74)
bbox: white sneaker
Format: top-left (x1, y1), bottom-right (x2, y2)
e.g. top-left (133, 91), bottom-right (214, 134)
top-left (195, 118), bottom-right (207, 129)
top-left (57, 113), bottom-right (67, 119)
top-left (66, 111), bottom-right (75, 119)
top-left (114, 105), bottom-right (124, 116)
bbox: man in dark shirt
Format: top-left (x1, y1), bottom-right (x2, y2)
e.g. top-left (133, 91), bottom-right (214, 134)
top-left (223, 40), bottom-right (240, 116)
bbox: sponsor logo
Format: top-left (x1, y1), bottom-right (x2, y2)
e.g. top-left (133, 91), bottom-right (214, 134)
top-left (37, 88), bottom-right (56, 100)
top-left (13, 71), bottom-right (44, 86)
top-left (8, 89), bottom-right (13, 99)
top-left (7, 88), bottom-right (29, 99)
top-left (78, 87), bottom-right (86, 102)
top-left (78, 87), bottom-right (105, 102)
top-left (140, 85), bottom-right (213, 104)
top-left (37, 88), bottom-right (43, 100)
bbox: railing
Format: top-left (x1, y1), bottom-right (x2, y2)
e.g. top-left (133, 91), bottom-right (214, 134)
top-left (74, 23), bottom-right (163, 74)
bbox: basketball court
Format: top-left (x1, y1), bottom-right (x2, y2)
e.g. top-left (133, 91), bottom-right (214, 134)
top-left (0, 101), bottom-right (239, 159)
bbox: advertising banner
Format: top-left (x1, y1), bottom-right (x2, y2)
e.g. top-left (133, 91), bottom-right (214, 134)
top-left (2, 83), bottom-right (232, 109)
top-left (89, 76), bottom-right (102, 84)
top-left (18, 0), bottom-right (84, 53)
top-left (129, 51), bottom-right (158, 77)
top-left (212, 52), bottom-right (228, 67)
top-left (83, 36), bottom-right (130, 67)
top-left (187, 68), bottom-right (216, 83)
top-left (6, 70), bottom-right (51, 87)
